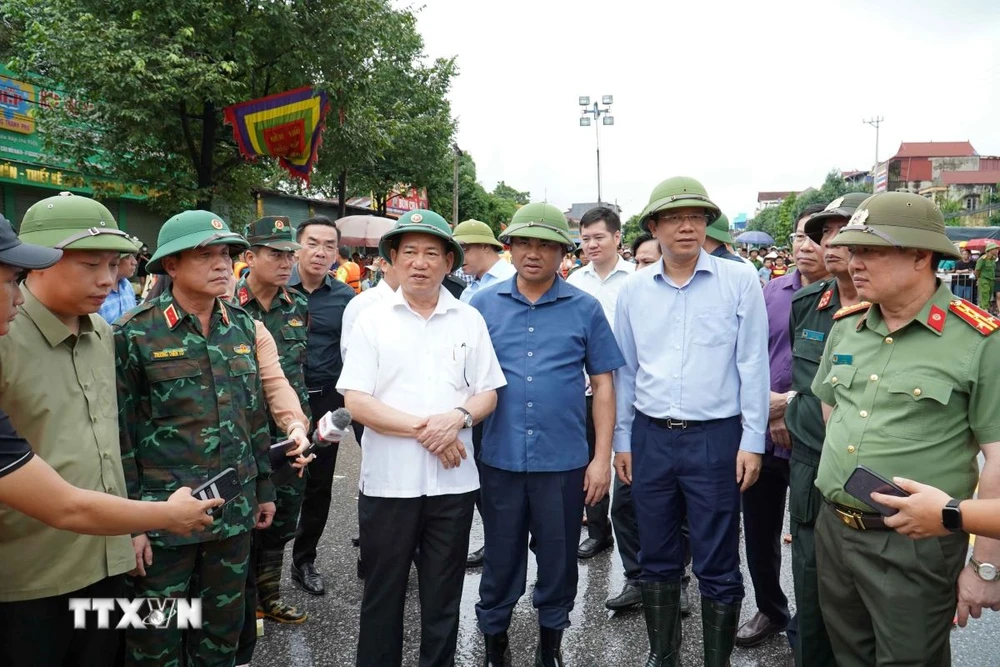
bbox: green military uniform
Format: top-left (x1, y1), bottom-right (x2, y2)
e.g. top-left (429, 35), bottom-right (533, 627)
top-left (115, 211), bottom-right (272, 667)
top-left (975, 245), bottom-right (997, 311)
top-left (810, 192), bottom-right (1000, 667)
top-left (235, 216), bottom-right (311, 628)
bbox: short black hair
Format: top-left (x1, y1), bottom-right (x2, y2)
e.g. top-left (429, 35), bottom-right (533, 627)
top-left (574, 248), bottom-right (584, 258)
top-left (338, 246), bottom-right (351, 260)
top-left (630, 232), bottom-right (657, 257)
top-left (579, 206), bottom-right (621, 233)
top-left (296, 216), bottom-right (340, 242)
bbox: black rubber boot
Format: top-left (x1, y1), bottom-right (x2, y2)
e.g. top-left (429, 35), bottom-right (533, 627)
top-left (483, 632), bottom-right (511, 667)
top-left (702, 599), bottom-right (741, 667)
top-left (534, 626), bottom-right (565, 667)
top-left (641, 581), bottom-right (682, 667)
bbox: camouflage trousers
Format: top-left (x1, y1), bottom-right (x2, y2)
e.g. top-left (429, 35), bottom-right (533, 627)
top-left (258, 472), bottom-right (306, 550)
top-left (125, 533), bottom-right (251, 667)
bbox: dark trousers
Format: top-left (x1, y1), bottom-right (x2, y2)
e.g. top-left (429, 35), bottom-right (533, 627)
top-left (741, 450), bottom-right (790, 626)
top-left (357, 490), bottom-right (477, 667)
top-left (583, 396), bottom-right (611, 540)
top-left (292, 385), bottom-right (343, 568)
top-left (631, 413), bottom-right (744, 604)
top-left (476, 463), bottom-right (587, 633)
top-left (0, 574), bottom-right (125, 667)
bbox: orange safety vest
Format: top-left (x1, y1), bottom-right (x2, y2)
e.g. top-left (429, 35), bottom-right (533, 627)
top-left (336, 261), bottom-right (362, 293)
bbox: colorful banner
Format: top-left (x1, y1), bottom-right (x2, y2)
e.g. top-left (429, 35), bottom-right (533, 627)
top-left (386, 186), bottom-right (429, 216)
top-left (223, 87), bottom-right (330, 184)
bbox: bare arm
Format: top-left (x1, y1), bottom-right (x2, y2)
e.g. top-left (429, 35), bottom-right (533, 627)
top-left (822, 402), bottom-right (832, 424)
top-left (465, 390), bottom-right (497, 425)
top-left (255, 321), bottom-right (308, 435)
top-left (957, 441), bottom-right (1000, 626)
top-left (344, 390), bottom-right (426, 438)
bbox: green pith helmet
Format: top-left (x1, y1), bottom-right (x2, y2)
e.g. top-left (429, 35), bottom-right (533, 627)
top-left (986, 242), bottom-right (1000, 253)
top-left (18, 192), bottom-right (138, 253)
top-left (378, 209), bottom-right (464, 272)
top-left (452, 219), bottom-right (503, 250)
top-left (706, 212), bottom-right (733, 244)
top-left (146, 210), bottom-right (250, 274)
top-left (829, 192), bottom-right (960, 258)
top-left (639, 176), bottom-right (721, 228)
top-left (803, 192), bottom-right (871, 244)
top-left (247, 215), bottom-right (301, 252)
top-left (498, 202), bottom-right (574, 251)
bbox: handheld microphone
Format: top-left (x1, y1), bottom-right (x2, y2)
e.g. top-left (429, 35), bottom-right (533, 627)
top-left (311, 408), bottom-right (352, 449)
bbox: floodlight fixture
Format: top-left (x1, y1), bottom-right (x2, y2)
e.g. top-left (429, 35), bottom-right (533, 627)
top-left (579, 96), bottom-right (590, 106)
top-left (603, 116), bottom-right (614, 126)
top-left (602, 95), bottom-right (613, 105)
top-left (580, 117), bottom-right (592, 127)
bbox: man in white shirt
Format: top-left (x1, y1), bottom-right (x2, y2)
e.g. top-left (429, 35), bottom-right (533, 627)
top-left (340, 256), bottom-right (398, 364)
top-left (454, 219), bottom-right (516, 304)
top-left (338, 210), bottom-right (506, 667)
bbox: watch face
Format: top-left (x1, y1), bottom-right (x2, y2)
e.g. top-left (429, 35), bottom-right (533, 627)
top-left (979, 563), bottom-right (998, 581)
top-left (942, 505), bottom-right (962, 531)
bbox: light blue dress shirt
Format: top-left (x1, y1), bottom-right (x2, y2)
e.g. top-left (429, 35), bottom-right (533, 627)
top-left (613, 251), bottom-right (770, 454)
top-left (98, 277), bottom-right (137, 324)
top-left (460, 258), bottom-right (517, 304)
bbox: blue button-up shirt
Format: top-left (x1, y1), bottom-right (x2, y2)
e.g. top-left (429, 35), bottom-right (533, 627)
top-left (613, 251), bottom-right (770, 454)
top-left (98, 277), bottom-right (137, 324)
top-left (471, 275), bottom-right (625, 472)
top-left (460, 258), bottom-right (517, 304)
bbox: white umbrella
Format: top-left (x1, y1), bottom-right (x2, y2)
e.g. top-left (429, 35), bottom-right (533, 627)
top-left (335, 215), bottom-right (395, 247)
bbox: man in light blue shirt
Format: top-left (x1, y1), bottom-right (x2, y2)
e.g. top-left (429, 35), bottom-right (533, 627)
top-left (453, 219), bottom-right (516, 304)
top-left (614, 176), bottom-right (768, 667)
top-left (97, 243), bottom-right (139, 323)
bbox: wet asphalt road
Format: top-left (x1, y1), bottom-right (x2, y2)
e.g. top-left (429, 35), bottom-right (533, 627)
top-left (253, 436), bottom-right (1000, 666)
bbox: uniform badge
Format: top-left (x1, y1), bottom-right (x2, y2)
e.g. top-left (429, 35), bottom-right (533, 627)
top-left (927, 305), bottom-right (946, 334)
top-left (163, 304), bottom-right (180, 329)
top-left (211, 218), bottom-right (225, 230)
top-left (817, 289), bottom-right (833, 311)
top-left (237, 287), bottom-right (250, 306)
top-left (949, 299), bottom-right (1000, 336)
top-left (849, 209), bottom-right (870, 225)
top-left (233, 344), bottom-right (251, 355)
top-left (288, 318), bottom-right (304, 327)
top-left (410, 213), bottom-right (423, 223)
top-left (826, 197), bottom-right (845, 211)
top-left (274, 220), bottom-right (285, 230)
top-left (831, 353), bottom-right (853, 365)
top-left (832, 301), bottom-right (872, 320)
top-left (802, 329), bottom-right (825, 342)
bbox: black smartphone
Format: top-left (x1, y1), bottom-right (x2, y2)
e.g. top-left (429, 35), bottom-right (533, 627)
top-left (191, 467), bottom-right (242, 516)
top-left (844, 465), bottom-right (909, 517)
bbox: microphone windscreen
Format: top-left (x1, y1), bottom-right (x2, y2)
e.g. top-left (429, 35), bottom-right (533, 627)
top-left (330, 407), bottom-right (352, 430)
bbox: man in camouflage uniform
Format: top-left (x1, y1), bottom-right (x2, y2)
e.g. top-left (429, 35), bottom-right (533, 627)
top-left (115, 210), bottom-right (275, 667)
top-left (235, 216), bottom-right (311, 626)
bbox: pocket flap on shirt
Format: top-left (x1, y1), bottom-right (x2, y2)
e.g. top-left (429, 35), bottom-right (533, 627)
top-left (823, 364), bottom-right (857, 389)
top-left (146, 360), bottom-right (201, 383)
top-left (228, 356), bottom-right (256, 376)
top-left (141, 466), bottom-right (208, 492)
top-left (281, 326), bottom-right (307, 342)
top-left (888, 374), bottom-right (953, 405)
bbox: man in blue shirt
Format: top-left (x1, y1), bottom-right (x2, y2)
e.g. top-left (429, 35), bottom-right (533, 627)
top-left (97, 239), bottom-right (139, 323)
top-left (470, 202), bottom-right (624, 667)
top-left (614, 176), bottom-right (769, 667)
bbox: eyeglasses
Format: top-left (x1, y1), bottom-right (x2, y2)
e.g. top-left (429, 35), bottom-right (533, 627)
top-left (788, 233), bottom-right (809, 245)
top-left (659, 213), bottom-right (709, 225)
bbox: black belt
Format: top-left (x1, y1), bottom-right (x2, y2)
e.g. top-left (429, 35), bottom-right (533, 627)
top-left (306, 384), bottom-right (338, 397)
top-left (638, 412), bottom-right (731, 430)
top-left (824, 499), bottom-right (889, 531)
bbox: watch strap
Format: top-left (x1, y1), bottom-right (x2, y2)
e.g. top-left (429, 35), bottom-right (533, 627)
top-left (455, 407), bottom-right (472, 429)
top-left (942, 498), bottom-right (963, 532)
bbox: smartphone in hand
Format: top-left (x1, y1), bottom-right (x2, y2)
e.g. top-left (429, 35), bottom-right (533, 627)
top-left (191, 468), bottom-right (241, 516)
top-left (844, 465), bottom-right (909, 516)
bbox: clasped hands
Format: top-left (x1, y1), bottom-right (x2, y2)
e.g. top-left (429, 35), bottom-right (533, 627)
top-left (415, 410), bottom-right (467, 469)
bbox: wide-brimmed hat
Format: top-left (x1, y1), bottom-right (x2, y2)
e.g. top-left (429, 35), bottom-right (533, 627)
top-left (453, 219), bottom-right (504, 250)
top-left (829, 192), bottom-right (959, 258)
top-left (19, 192), bottom-right (138, 253)
top-left (638, 176), bottom-right (721, 228)
top-left (803, 193), bottom-right (871, 244)
top-left (0, 213), bottom-right (62, 269)
top-left (146, 210), bottom-right (250, 274)
top-left (247, 215), bottom-right (301, 252)
top-left (378, 209), bottom-right (464, 272)
top-left (498, 203), bottom-right (575, 251)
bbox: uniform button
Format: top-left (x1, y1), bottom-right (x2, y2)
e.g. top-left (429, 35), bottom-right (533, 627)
top-left (530, 306), bottom-right (536, 311)
top-left (527, 429), bottom-right (534, 435)
top-left (860, 410), bottom-right (868, 418)
top-left (528, 327), bottom-right (534, 333)
top-left (673, 374), bottom-right (679, 379)
top-left (913, 388), bottom-right (921, 396)
top-left (885, 337), bottom-right (893, 344)
top-left (527, 402), bottom-right (533, 408)
top-left (527, 376), bottom-right (533, 382)
top-left (831, 377), bottom-right (838, 384)
top-left (527, 352), bottom-right (533, 357)
top-left (848, 445), bottom-right (856, 453)
top-left (674, 345), bottom-right (681, 350)
top-left (870, 374), bottom-right (879, 382)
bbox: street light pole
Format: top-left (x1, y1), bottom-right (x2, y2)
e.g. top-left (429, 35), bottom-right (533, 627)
top-left (864, 116), bottom-right (884, 194)
top-left (452, 142), bottom-right (462, 227)
top-left (579, 95), bottom-right (614, 204)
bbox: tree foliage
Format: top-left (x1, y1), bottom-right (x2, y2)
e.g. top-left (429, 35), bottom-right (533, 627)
top-left (622, 214), bottom-right (643, 246)
top-left (748, 170), bottom-right (870, 243)
top-left (424, 151), bottom-right (529, 235)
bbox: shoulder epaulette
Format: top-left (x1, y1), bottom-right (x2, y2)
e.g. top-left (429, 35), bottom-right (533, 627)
top-left (112, 300), bottom-right (156, 329)
top-left (949, 299), bottom-right (1000, 336)
top-left (832, 301), bottom-right (872, 320)
top-left (792, 279), bottom-right (828, 302)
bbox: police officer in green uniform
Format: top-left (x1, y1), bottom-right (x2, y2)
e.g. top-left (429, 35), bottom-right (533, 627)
top-left (115, 210), bottom-right (275, 667)
top-left (785, 192), bottom-right (869, 667)
top-left (811, 191), bottom-right (1000, 667)
top-left (234, 216), bottom-right (311, 628)
top-left (975, 241), bottom-right (998, 312)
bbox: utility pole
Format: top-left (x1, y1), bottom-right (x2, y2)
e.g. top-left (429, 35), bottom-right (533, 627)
top-left (579, 95), bottom-right (614, 204)
top-left (451, 142), bottom-right (462, 227)
top-left (864, 116), bottom-right (884, 194)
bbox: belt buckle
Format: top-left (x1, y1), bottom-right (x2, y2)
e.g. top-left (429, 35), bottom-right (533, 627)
top-left (834, 506), bottom-right (865, 531)
top-left (666, 418), bottom-right (687, 430)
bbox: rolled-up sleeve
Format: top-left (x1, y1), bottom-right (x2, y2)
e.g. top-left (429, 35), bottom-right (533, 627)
top-left (735, 272), bottom-right (770, 453)
top-left (255, 321), bottom-right (308, 434)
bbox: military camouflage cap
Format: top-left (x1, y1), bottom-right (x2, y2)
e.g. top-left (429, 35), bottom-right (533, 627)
top-left (247, 215), bottom-right (301, 252)
top-left (829, 192), bottom-right (959, 258)
top-left (18, 192), bottom-right (138, 253)
top-left (803, 192), bottom-right (870, 244)
top-left (146, 210), bottom-right (249, 274)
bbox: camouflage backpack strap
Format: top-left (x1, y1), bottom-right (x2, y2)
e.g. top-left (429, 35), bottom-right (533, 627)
top-left (949, 299), bottom-right (1000, 336)
top-left (833, 301), bottom-right (872, 320)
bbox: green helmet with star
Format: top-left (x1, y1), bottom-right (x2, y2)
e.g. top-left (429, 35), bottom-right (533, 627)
top-left (498, 203), bottom-right (575, 251)
top-left (18, 192), bottom-right (138, 253)
top-left (828, 192), bottom-right (959, 258)
top-left (378, 209), bottom-right (464, 272)
top-left (146, 210), bottom-right (250, 274)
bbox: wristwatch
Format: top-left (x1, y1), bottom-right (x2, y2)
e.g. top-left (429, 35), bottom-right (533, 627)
top-left (970, 558), bottom-right (999, 582)
top-left (785, 391), bottom-right (798, 406)
top-left (941, 498), bottom-right (963, 533)
top-left (455, 407), bottom-right (473, 429)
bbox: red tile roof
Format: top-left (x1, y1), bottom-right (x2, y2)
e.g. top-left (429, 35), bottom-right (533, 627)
top-left (893, 141), bottom-right (977, 158)
top-left (941, 170), bottom-right (1000, 185)
top-left (757, 191), bottom-right (796, 202)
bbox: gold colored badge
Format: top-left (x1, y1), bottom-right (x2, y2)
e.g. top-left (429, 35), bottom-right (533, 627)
top-left (233, 344), bottom-right (251, 355)
top-left (410, 213), bottom-right (423, 223)
top-left (211, 219), bottom-right (225, 230)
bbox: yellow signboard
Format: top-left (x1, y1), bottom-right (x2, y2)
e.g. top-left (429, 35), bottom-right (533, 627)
top-left (0, 74), bottom-right (35, 135)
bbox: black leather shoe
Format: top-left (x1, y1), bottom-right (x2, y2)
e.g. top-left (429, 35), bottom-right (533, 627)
top-left (577, 536), bottom-right (613, 559)
top-left (735, 610), bottom-right (786, 648)
top-left (534, 626), bottom-right (565, 667)
top-left (483, 632), bottom-right (511, 667)
top-left (467, 546), bottom-right (485, 568)
top-left (680, 581), bottom-right (691, 617)
top-left (291, 561), bottom-right (325, 596)
top-left (606, 581), bottom-right (642, 611)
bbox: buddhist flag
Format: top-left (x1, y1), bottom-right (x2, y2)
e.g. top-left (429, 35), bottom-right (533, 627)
top-left (223, 87), bottom-right (330, 184)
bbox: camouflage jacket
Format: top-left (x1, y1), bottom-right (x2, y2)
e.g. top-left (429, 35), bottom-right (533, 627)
top-left (235, 278), bottom-right (311, 438)
top-left (113, 291), bottom-right (274, 547)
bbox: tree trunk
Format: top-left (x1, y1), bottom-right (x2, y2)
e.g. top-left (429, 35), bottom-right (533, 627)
top-left (337, 170), bottom-right (347, 218)
top-left (195, 101), bottom-right (216, 210)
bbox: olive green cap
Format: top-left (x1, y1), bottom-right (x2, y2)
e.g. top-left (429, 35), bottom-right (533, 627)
top-left (453, 219), bottom-right (503, 250)
top-left (829, 192), bottom-right (959, 258)
top-left (706, 212), bottom-right (733, 244)
top-left (378, 209), bottom-right (464, 272)
top-left (498, 202), bottom-right (574, 251)
top-left (987, 242), bottom-right (1000, 252)
top-left (803, 192), bottom-right (871, 244)
top-left (18, 192), bottom-right (138, 253)
top-left (639, 176), bottom-right (721, 227)
top-left (247, 215), bottom-right (301, 252)
top-left (146, 210), bottom-right (249, 274)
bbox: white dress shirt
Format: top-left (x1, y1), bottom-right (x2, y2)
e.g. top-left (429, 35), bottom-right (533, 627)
top-left (566, 255), bottom-right (635, 329)
top-left (460, 257), bottom-right (517, 304)
top-left (340, 278), bottom-right (395, 362)
top-left (337, 285), bottom-right (507, 498)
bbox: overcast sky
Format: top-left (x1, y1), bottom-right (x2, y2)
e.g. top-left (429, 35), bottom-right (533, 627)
top-left (411, 0), bottom-right (1000, 221)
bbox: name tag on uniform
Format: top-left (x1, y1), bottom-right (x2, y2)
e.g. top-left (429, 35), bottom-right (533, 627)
top-left (831, 353), bottom-right (853, 364)
top-left (151, 347), bottom-right (187, 360)
top-left (802, 329), bottom-right (825, 342)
